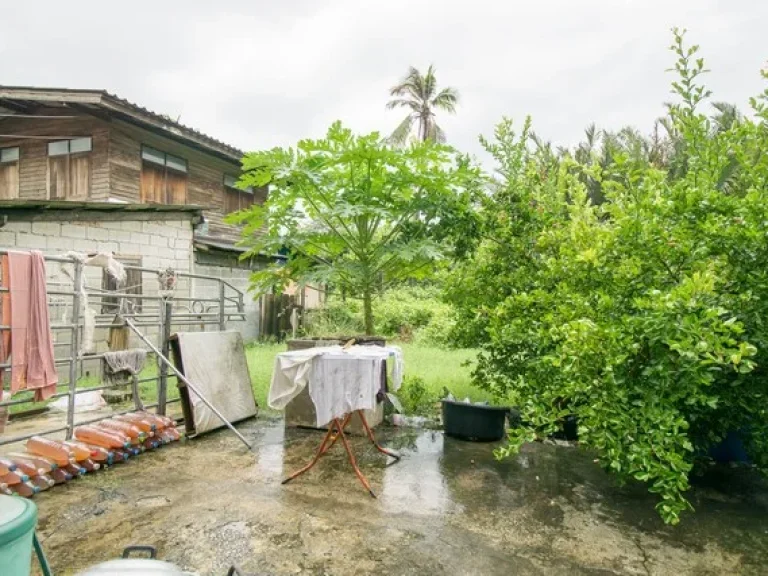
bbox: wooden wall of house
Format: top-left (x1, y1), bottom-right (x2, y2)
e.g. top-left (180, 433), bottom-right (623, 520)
top-left (0, 112), bottom-right (110, 200)
top-left (108, 120), bottom-right (264, 243)
top-left (0, 110), bottom-right (263, 243)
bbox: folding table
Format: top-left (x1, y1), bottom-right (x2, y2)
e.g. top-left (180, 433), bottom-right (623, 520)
top-left (269, 345), bottom-right (403, 497)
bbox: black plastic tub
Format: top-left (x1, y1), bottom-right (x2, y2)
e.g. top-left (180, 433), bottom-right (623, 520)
top-left (442, 400), bottom-right (508, 442)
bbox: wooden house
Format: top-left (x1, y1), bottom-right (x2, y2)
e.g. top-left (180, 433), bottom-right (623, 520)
top-left (0, 86), bottom-right (265, 246)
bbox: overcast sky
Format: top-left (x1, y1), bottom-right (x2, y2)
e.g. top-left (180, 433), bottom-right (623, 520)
top-left (2, 1), bottom-right (766, 163)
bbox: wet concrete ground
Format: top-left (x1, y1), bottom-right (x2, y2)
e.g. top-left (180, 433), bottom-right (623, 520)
top-left (31, 416), bottom-right (768, 575)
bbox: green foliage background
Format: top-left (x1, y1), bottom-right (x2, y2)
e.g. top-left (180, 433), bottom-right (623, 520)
top-left (303, 284), bottom-right (455, 347)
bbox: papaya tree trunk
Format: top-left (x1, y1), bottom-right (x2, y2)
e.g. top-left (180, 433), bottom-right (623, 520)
top-left (362, 288), bottom-right (374, 335)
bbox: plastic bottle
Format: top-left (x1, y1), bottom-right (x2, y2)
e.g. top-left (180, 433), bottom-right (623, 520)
top-left (26, 436), bottom-right (76, 467)
top-left (0, 482), bottom-right (11, 496)
top-left (5, 457), bottom-right (43, 478)
top-left (67, 442), bottom-right (113, 465)
top-left (80, 459), bottom-right (101, 473)
top-left (115, 413), bottom-right (157, 434)
top-left (50, 468), bottom-right (73, 484)
top-left (111, 449), bottom-right (129, 463)
top-left (63, 462), bottom-right (86, 477)
top-left (74, 425), bottom-right (130, 449)
top-left (10, 481), bottom-right (39, 498)
top-left (164, 426), bottom-right (180, 441)
top-left (152, 431), bottom-right (168, 445)
top-left (157, 429), bottom-right (178, 444)
top-left (142, 412), bottom-right (174, 429)
top-left (142, 437), bottom-right (160, 450)
top-left (1, 471), bottom-right (29, 486)
top-left (7, 453), bottom-right (56, 474)
top-left (97, 419), bottom-right (145, 444)
top-left (57, 441), bottom-right (93, 462)
top-left (158, 415), bottom-right (175, 428)
top-left (31, 474), bottom-right (55, 491)
top-left (0, 457), bottom-right (18, 476)
top-left (114, 448), bottom-right (138, 462)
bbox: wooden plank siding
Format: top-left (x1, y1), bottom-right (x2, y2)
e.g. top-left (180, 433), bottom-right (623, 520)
top-left (0, 112), bottom-right (110, 200)
top-left (108, 120), bottom-right (263, 243)
top-left (0, 111), bottom-right (263, 243)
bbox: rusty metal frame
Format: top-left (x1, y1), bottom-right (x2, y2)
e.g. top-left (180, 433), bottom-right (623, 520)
top-left (281, 409), bottom-right (400, 498)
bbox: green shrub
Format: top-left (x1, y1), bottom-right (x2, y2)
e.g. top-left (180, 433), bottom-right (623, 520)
top-left (303, 285), bottom-right (455, 346)
top-left (303, 299), bottom-right (364, 337)
top-left (448, 30), bottom-right (768, 524)
top-left (398, 375), bottom-right (436, 415)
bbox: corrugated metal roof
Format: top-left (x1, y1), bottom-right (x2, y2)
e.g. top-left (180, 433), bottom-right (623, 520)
top-left (0, 86), bottom-right (244, 162)
top-left (0, 199), bottom-right (204, 214)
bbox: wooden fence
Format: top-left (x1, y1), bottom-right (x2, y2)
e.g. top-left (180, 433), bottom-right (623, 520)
top-left (260, 293), bottom-right (303, 340)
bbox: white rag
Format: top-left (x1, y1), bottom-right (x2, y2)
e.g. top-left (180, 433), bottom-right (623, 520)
top-left (64, 251), bottom-right (127, 354)
top-left (268, 345), bottom-right (404, 427)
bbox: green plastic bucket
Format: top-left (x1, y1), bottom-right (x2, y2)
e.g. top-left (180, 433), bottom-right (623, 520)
top-left (0, 495), bottom-right (37, 576)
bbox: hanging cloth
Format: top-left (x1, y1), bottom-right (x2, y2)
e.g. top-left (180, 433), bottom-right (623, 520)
top-left (0, 250), bottom-right (58, 401)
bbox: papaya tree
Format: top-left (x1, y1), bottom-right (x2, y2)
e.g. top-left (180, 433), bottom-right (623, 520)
top-left (231, 122), bottom-right (481, 335)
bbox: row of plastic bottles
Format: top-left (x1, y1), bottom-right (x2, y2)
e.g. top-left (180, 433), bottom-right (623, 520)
top-left (0, 411), bottom-right (181, 498)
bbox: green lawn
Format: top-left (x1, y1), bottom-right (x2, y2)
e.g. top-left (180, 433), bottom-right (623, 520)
top-left (7, 342), bottom-right (485, 418)
top-left (244, 341), bottom-right (487, 411)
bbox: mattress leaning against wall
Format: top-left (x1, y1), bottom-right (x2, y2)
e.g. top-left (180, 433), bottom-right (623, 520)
top-left (169, 331), bottom-right (258, 436)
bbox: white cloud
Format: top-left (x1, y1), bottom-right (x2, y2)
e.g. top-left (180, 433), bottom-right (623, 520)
top-left (1, 0), bottom-right (766, 164)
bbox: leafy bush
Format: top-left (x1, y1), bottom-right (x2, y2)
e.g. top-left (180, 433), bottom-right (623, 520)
top-left (303, 285), bottom-right (455, 346)
top-left (398, 375), bottom-right (436, 415)
top-left (447, 30), bottom-right (768, 524)
top-left (303, 298), bottom-right (364, 337)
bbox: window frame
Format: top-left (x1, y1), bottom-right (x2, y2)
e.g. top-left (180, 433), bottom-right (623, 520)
top-left (223, 175), bottom-right (254, 214)
top-left (0, 146), bottom-right (20, 200)
top-left (47, 137), bottom-right (92, 157)
top-left (0, 146), bottom-right (20, 164)
top-left (47, 137), bottom-right (92, 200)
top-left (140, 146), bottom-right (188, 205)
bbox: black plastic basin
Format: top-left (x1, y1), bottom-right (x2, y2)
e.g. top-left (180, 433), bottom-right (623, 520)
top-left (442, 400), bottom-right (508, 442)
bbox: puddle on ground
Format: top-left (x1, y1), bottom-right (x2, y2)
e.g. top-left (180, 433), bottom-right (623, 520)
top-left (28, 417), bottom-right (768, 576)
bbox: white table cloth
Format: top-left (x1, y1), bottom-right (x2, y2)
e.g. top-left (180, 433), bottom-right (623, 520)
top-left (269, 345), bottom-right (403, 427)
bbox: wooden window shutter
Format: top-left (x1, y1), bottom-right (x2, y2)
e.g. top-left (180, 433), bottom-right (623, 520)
top-left (166, 170), bottom-right (187, 204)
top-left (224, 188), bottom-right (240, 213)
top-left (140, 162), bottom-right (165, 203)
top-left (68, 154), bottom-right (90, 200)
top-left (49, 156), bottom-right (69, 200)
top-left (0, 163), bottom-right (19, 199)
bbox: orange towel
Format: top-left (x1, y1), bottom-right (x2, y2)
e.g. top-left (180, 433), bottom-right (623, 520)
top-left (1, 251), bottom-right (58, 401)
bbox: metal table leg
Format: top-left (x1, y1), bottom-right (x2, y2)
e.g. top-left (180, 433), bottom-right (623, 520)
top-left (281, 410), bottom-right (400, 497)
top-left (281, 422), bottom-right (337, 485)
top-left (355, 410), bottom-right (401, 462)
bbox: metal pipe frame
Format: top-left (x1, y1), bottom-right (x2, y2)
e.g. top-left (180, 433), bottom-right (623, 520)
top-left (0, 250), bottom-right (248, 444)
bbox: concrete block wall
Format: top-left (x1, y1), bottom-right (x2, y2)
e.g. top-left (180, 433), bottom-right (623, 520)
top-left (0, 216), bottom-right (195, 381)
top-left (0, 218), bottom-right (193, 269)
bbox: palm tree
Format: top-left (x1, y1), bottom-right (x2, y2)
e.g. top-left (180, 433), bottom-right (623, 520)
top-left (386, 65), bottom-right (459, 145)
